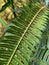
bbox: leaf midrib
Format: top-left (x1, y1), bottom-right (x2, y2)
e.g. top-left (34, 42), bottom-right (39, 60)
top-left (7, 6), bottom-right (46, 65)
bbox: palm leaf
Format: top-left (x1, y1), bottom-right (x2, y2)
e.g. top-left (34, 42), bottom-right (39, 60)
top-left (33, 17), bottom-right (49, 65)
top-left (0, 3), bottom-right (49, 65)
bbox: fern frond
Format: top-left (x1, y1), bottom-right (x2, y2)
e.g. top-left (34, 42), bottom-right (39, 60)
top-left (0, 3), bottom-right (49, 65)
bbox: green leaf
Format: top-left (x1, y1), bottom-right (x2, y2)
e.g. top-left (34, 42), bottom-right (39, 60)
top-left (0, 18), bottom-right (7, 27)
top-left (43, 50), bottom-right (49, 65)
top-left (0, 3), bottom-right (49, 65)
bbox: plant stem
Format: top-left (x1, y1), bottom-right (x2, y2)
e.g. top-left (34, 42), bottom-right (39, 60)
top-left (11, 0), bottom-right (16, 18)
